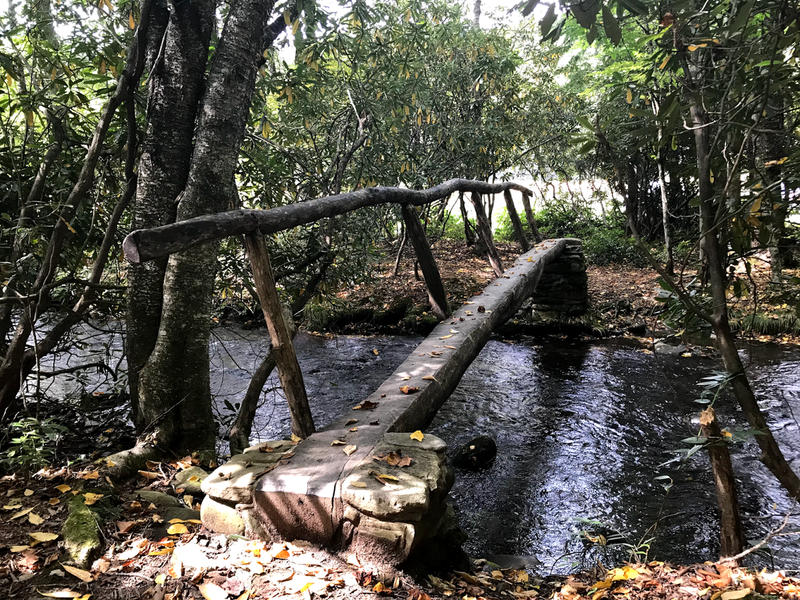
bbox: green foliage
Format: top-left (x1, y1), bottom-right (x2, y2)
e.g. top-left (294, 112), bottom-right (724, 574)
top-left (494, 208), bottom-right (528, 242)
top-left (582, 228), bottom-right (645, 266)
top-left (0, 417), bottom-right (68, 475)
top-left (440, 212), bottom-right (470, 242)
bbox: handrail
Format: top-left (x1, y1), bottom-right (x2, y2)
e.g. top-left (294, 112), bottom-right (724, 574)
top-left (123, 178), bottom-right (532, 263)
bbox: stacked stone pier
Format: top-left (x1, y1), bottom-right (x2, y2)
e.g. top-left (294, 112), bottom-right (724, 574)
top-left (199, 239), bottom-right (589, 566)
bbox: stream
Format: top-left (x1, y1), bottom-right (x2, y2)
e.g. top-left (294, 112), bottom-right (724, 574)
top-left (39, 323), bottom-right (800, 571)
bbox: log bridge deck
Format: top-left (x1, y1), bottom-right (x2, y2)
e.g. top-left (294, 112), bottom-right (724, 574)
top-left (241, 239), bottom-right (575, 560)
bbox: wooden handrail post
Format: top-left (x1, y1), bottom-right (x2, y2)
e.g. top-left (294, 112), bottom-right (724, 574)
top-left (503, 190), bottom-right (529, 252)
top-left (400, 204), bottom-right (450, 319)
top-left (520, 192), bottom-right (543, 243)
top-left (470, 192), bottom-right (503, 276)
top-left (244, 230), bottom-right (315, 439)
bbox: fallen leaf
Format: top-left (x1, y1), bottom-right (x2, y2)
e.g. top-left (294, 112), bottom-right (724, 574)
top-left (439, 334), bottom-right (453, 339)
top-left (116, 521), bottom-right (136, 533)
top-left (422, 375), bottom-right (436, 381)
top-left (353, 400), bottom-right (379, 410)
top-left (36, 590), bottom-right (84, 598)
top-left (272, 548), bottom-right (290, 559)
top-left (721, 591), bottom-right (751, 600)
top-left (81, 471), bottom-right (100, 480)
top-left (399, 386), bottom-right (419, 394)
top-left (331, 440), bottom-right (346, 446)
top-left (346, 419), bottom-right (358, 425)
top-left (183, 495), bottom-right (194, 506)
top-left (24, 489), bottom-right (34, 496)
top-left (29, 513), bottom-right (44, 525)
top-left (410, 430), bottom-right (424, 442)
top-left (373, 349), bottom-right (379, 355)
top-left (443, 345), bottom-right (456, 349)
top-left (149, 548), bottom-right (174, 556)
top-left (137, 470), bottom-right (159, 480)
top-left (62, 563), bottom-right (93, 582)
top-left (343, 445), bottom-right (357, 456)
top-left (291, 433), bottom-right (302, 442)
top-left (83, 493), bottom-right (103, 506)
top-left (349, 427), bottom-right (358, 432)
top-left (350, 481), bottom-right (367, 488)
top-left (377, 474), bottom-right (399, 482)
top-left (167, 523), bottom-right (189, 535)
top-left (49, 498), bottom-right (60, 505)
top-left (10, 506), bottom-right (34, 519)
top-left (198, 582), bottom-right (229, 600)
top-left (10, 545), bottom-right (30, 552)
top-left (155, 573), bottom-right (167, 585)
top-left (30, 531), bottom-right (59, 544)
top-left (397, 456), bottom-right (413, 467)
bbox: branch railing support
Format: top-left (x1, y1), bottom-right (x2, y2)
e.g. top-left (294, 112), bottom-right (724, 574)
top-left (520, 192), bottom-right (543, 243)
top-left (244, 230), bottom-right (315, 439)
top-left (401, 204), bottom-right (450, 319)
top-left (470, 192), bottom-right (503, 276)
top-left (503, 190), bottom-right (529, 253)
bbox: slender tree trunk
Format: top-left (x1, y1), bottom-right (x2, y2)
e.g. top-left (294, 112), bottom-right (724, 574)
top-left (700, 407), bottom-right (744, 560)
top-left (657, 151), bottom-right (674, 275)
top-left (126, 0), bottom-right (214, 430)
top-left (470, 192), bottom-right (503, 276)
top-left (691, 101), bottom-right (800, 498)
top-left (459, 192), bottom-right (476, 246)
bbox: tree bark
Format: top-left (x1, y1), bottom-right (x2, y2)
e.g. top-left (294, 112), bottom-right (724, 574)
top-left (127, 0), bottom-right (214, 430)
top-left (459, 191), bottom-right (476, 246)
top-left (700, 407), bottom-right (744, 560)
top-left (401, 204), bottom-right (450, 319)
top-left (657, 151), bottom-right (674, 275)
top-left (136, 0), bottom-right (279, 457)
top-left (470, 192), bottom-right (503, 276)
top-left (244, 232), bottom-right (314, 439)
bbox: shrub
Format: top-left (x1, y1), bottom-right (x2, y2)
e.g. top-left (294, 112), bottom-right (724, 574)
top-left (583, 228), bottom-right (647, 266)
top-left (1, 417), bottom-right (68, 476)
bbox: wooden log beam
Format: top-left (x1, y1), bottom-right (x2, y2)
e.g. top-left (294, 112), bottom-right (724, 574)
top-left (244, 231), bottom-right (315, 439)
top-left (699, 407), bottom-right (744, 560)
top-left (503, 189), bottom-right (529, 253)
top-left (470, 192), bottom-right (503, 276)
top-left (400, 204), bottom-right (450, 320)
top-left (124, 179), bottom-right (532, 264)
top-left (521, 192), bottom-right (543, 243)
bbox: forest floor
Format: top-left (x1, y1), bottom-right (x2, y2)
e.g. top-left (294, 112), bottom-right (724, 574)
top-left (3, 239), bottom-right (800, 599)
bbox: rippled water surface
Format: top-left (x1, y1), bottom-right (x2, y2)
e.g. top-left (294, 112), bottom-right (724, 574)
top-left (41, 324), bottom-right (800, 570)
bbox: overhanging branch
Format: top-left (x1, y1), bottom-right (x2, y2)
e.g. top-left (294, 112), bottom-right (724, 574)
top-left (123, 179), bottom-right (532, 264)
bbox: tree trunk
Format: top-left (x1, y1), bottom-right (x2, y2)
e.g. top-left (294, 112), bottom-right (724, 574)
top-left (503, 189), bottom-right (529, 252)
top-left (136, 0), bottom-right (279, 457)
top-left (691, 101), bottom-right (800, 499)
top-left (459, 192), bottom-right (476, 246)
top-left (127, 0), bottom-right (214, 431)
top-left (520, 191), bottom-right (542, 243)
top-left (700, 407), bottom-right (744, 560)
top-left (657, 151), bottom-right (674, 275)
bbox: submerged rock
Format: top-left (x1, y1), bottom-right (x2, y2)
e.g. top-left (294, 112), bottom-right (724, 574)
top-left (452, 436), bottom-right (497, 469)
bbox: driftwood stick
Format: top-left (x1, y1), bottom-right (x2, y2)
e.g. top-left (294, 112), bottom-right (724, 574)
top-left (401, 204), bottom-right (450, 320)
top-left (470, 192), bottom-right (503, 277)
top-left (244, 231), bottom-right (315, 439)
top-left (124, 179), bottom-right (533, 264)
top-left (503, 189), bottom-right (529, 252)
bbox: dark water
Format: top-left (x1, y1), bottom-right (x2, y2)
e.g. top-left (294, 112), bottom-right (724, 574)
top-left (40, 325), bottom-right (800, 570)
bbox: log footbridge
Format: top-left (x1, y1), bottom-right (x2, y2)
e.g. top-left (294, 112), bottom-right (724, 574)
top-left (123, 179), bottom-right (588, 566)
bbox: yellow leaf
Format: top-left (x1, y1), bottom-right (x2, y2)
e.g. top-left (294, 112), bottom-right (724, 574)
top-left (11, 506), bottom-right (35, 519)
top-left (56, 484), bottom-right (71, 493)
top-left (198, 582), bottom-right (229, 600)
top-left (721, 591), bottom-right (751, 600)
top-left (37, 591), bottom-right (83, 598)
top-left (292, 19), bottom-right (300, 35)
top-left (62, 563), bottom-right (93, 582)
top-left (83, 493), bottom-right (103, 506)
top-left (283, 9), bottom-right (291, 25)
top-left (422, 375), bottom-right (436, 381)
top-left (626, 89), bottom-right (633, 104)
top-left (439, 334), bottom-right (453, 339)
top-left (148, 548), bottom-right (174, 555)
top-left (129, 13), bottom-right (136, 29)
top-left (286, 87), bottom-right (293, 104)
top-left (350, 481), bottom-right (367, 488)
top-left (373, 349), bottom-right (379, 355)
top-left (660, 56), bottom-right (670, 70)
top-left (409, 430), bottom-right (424, 442)
top-left (10, 545), bottom-right (30, 552)
top-left (377, 474), bottom-right (399, 482)
top-left (30, 531), bottom-right (59, 543)
top-left (155, 573), bottom-right (167, 585)
top-left (167, 523), bottom-right (189, 535)
top-left (138, 470), bottom-right (159, 480)
top-left (29, 513), bottom-right (44, 525)
top-left (343, 445), bottom-right (357, 456)
top-left (24, 489), bottom-right (34, 496)
top-left (25, 110), bottom-right (34, 126)
top-left (593, 579), bottom-right (613, 590)
top-left (291, 433), bottom-right (302, 442)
